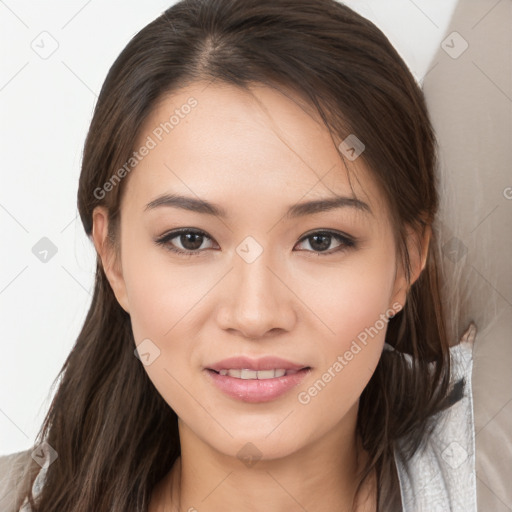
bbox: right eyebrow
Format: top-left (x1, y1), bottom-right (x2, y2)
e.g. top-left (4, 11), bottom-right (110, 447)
top-left (144, 193), bottom-right (227, 217)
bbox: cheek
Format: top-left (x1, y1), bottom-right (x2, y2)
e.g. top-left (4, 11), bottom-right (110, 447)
top-left (120, 237), bottom-right (209, 410)
top-left (297, 246), bottom-right (397, 349)
top-left (121, 251), bottom-right (196, 414)
top-left (121, 231), bottom-right (198, 341)
top-left (294, 247), bottom-right (397, 409)
top-left (330, 267), bottom-right (395, 347)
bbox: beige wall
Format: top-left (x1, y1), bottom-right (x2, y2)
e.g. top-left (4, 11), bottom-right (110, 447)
top-left (422, 1), bottom-right (512, 509)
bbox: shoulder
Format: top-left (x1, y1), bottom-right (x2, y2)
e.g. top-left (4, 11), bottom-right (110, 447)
top-left (0, 449), bottom-right (34, 512)
top-left (394, 322), bottom-right (478, 512)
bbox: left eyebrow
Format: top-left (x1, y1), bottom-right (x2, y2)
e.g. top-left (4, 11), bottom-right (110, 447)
top-left (285, 196), bottom-right (372, 218)
top-left (144, 193), bottom-right (372, 218)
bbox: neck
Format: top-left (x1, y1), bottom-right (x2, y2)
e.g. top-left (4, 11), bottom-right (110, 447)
top-left (150, 402), bottom-right (377, 512)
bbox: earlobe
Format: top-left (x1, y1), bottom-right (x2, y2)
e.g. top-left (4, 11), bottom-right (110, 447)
top-left (91, 206), bottom-right (130, 313)
top-left (415, 223), bottom-right (431, 275)
top-left (423, 226), bottom-right (431, 270)
top-left (390, 223), bottom-right (431, 310)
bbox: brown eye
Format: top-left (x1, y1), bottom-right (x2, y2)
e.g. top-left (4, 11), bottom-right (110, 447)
top-left (295, 231), bottom-right (356, 255)
top-left (155, 229), bottom-right (216, 255)
top-left (155, 228), bottom-right (356, 257)
top-left (176, 232), bottom-right (205, 251)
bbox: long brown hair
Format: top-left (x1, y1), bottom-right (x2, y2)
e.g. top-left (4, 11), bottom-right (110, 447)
top-left (18, 0), bottom-right (460, 510)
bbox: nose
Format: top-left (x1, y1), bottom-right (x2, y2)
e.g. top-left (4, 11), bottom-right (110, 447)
top-left (216, 249), bottom-right (297, 339)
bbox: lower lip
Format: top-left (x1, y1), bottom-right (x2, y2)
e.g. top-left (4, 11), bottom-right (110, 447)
top-left (204, 368), bottom-right (311, 403)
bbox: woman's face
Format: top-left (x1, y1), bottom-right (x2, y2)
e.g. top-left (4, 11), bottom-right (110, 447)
top-left (93, 82), bottom-right (412, 461)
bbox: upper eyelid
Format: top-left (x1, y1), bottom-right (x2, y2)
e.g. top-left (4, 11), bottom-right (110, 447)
top-left (157, 227), bottom-right (354, 240)
top-left (156, 228), bottom-right (355, 250)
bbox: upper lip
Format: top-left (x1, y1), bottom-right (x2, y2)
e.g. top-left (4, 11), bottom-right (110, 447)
top-left (206, 356), bottom-right (310, 372)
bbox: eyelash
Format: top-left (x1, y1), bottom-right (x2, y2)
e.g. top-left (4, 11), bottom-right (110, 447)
top-left (154, 228), bottom-right (357, 257)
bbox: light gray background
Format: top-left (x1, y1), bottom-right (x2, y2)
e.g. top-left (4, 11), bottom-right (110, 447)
top-left (1, 0), bottom-right (510, 509)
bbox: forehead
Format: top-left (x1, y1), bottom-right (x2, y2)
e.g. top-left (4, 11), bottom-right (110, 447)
top-left (124, 81), bottom-right (385, 217)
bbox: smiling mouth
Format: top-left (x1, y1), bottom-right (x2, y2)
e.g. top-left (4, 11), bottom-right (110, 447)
top-left (207, 367), bottom-right (311, 380)
top-left (204, 366), bottom-right (312, 403)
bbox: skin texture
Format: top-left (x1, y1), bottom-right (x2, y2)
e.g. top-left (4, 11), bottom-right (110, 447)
top-left (92, 82), bottom-right (429, 511)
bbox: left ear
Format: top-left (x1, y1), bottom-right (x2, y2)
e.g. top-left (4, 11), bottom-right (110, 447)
top-left (391, 223), bottom-right (431, 310)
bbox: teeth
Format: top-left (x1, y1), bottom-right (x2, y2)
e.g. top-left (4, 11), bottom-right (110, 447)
top-left (217, 368), bottom-right (300, 379)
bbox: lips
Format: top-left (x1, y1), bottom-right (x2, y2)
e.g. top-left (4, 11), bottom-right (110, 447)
top-left (203, 355), bottom-right (312, 402)
top-left (206, 355), bottom-right (310, 372)
top-left (204, 366), bottom-right (312, 403)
